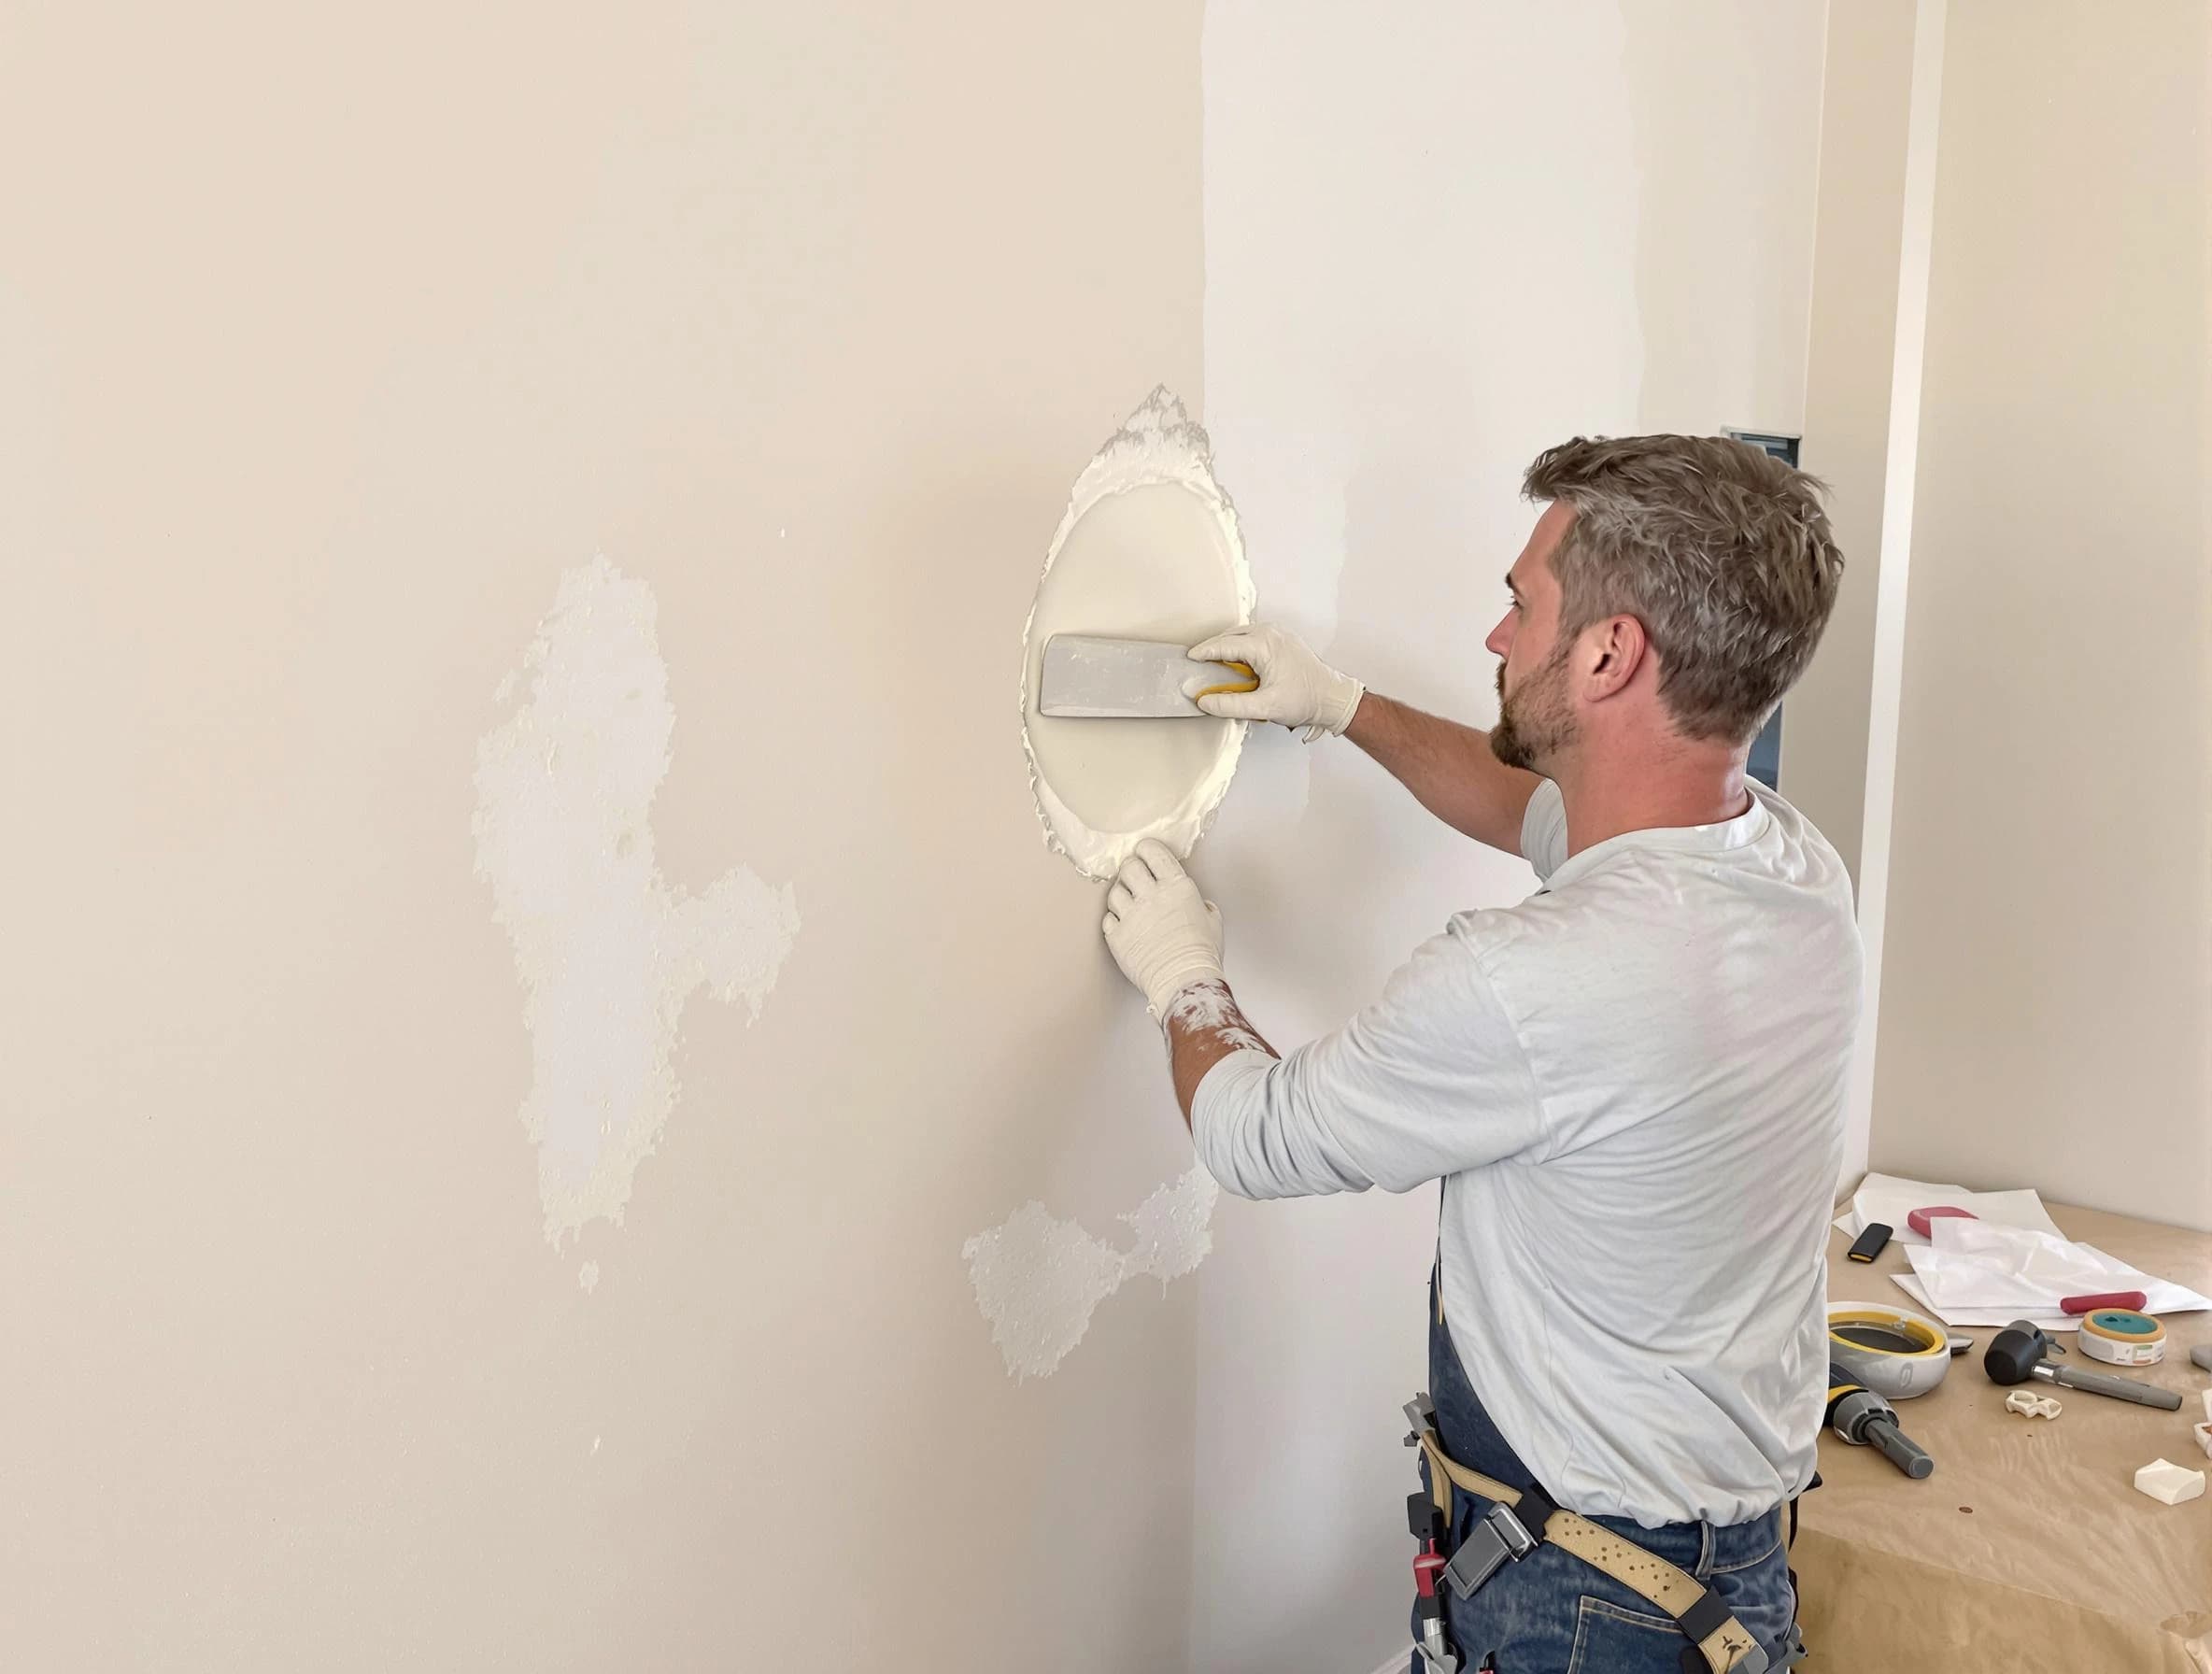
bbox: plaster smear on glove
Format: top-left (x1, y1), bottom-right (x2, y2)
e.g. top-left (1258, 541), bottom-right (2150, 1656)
top-left (1021, 388), bottom-right (1255, 879)
top-left (474, 557), bottom-right (800, 1247)
top-left (963, 1167), bottom-right (1219, 1378)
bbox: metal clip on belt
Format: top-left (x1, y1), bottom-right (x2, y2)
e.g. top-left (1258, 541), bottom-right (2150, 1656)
top-left (1440, 1499), bottom-right (1539, 1598)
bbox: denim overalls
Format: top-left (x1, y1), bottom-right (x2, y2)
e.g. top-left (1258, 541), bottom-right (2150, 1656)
top-left (1415, 1266), bottom-right (1798, 1673)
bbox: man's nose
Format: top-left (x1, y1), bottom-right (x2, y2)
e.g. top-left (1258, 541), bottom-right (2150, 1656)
top-left (1485, 614), bottom-right (1511, 659)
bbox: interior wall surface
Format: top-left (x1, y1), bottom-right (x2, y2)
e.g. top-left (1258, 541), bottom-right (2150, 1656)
top-left (1867, 0), bottom-right (2212, 1231)
top-left (1787, 0), bottom-right (1922, 887)
top-left (1195, 6), bottom-right (1828, 1670)
top-left (0, 5), bottom-right (1213, 1668)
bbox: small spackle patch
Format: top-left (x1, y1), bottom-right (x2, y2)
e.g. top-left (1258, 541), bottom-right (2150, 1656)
top-left (962, 1166), bottom-right (1220, 1379)
top-left (577, 1261), bottom-right (601, 1294)
top-left (474, 558), bottom-right (800, 1251)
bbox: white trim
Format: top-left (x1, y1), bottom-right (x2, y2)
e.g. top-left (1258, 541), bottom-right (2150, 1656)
top-left (1842, 0), bottom-right (1949, 1184)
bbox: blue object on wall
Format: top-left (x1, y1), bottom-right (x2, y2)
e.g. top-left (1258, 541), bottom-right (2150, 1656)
top-left (1725, 429), bottom-right (1800, 790)
top-left (1746, 712), bottom-right (1783, 788)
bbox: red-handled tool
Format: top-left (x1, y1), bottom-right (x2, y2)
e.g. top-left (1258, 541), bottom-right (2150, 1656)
top-left (1407, 1491), bottom-right (1458, 1672)
top-left (2062, 1290), bottom-right (2147, 1314)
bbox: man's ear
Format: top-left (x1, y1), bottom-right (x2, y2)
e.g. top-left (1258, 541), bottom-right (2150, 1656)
top-left (1581, 615), bottom-right (1649, 702)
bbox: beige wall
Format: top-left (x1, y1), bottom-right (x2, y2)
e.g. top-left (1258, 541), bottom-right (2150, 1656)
top-left (0, 4), bottom-right (1210, 1667)
top-left (1868, 0), bottom-right (2212, 1228)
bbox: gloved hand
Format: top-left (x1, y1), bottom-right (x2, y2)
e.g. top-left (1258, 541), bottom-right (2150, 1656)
top-left (1100, 840), bottom-right (1226, 1018)
top-left (1187, 621), bottom-right (1364, 743)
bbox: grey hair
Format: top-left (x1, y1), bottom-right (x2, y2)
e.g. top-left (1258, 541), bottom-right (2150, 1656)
top-left (1523, 434), bottom-right (1845, 744)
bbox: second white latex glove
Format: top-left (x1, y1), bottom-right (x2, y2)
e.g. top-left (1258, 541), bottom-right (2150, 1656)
top-left (1187, 621), bottom-right (1364, 743)
top-left (1100, 839), bottom-right (1226, 1018)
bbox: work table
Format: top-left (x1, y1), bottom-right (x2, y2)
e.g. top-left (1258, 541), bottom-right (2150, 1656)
top-left (1794, 1200), bottom-right (2212, 1671)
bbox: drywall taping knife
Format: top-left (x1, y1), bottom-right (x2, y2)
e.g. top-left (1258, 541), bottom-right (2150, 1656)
top-left (1036, 634), bottom-right (1257, 718)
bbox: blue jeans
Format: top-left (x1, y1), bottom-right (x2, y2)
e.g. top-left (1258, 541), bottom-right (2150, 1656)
top-left (1412, 1271), bottom-right (1796, 1673)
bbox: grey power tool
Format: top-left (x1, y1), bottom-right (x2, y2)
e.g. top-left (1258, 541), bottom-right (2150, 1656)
top-left (1825, 1364), bottom-right (1935, 1478)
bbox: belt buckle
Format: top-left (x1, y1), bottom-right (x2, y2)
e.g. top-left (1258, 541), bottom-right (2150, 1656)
top-left (1439, 1502), bottom-right (1537, 1600)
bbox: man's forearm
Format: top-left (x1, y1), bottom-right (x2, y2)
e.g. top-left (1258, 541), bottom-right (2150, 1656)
top-left (1160, 979), bottom-right (1279, 1127)
top-left (1343, 692), bottom-right (1542, 855)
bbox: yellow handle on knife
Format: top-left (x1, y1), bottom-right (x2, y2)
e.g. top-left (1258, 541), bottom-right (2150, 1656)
top-left (1191, 659), bottom-right (1258, 700)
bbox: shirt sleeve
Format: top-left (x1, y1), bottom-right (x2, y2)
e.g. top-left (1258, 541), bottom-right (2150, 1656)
top-left (1521, 776), bottom-right (1568, 881)
top-left (1190, 917), bottom-right (1546, 1199)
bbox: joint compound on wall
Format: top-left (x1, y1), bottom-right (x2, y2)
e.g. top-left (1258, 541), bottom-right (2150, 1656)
top-left (1019, 387), bottom-right (1255, 879)
top-left (962, 1167), bottom-right (1219, 1379)
top-left (473, 558), bottom-right (800, 1256)
top-left (979, 389), bottom-right (1247, 1377)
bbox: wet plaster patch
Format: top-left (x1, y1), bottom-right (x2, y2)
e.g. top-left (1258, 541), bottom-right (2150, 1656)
top-left (1019, 388), bottom-right (1255, 880)
top-left (963, 1167), bottom-right (1219, 1379)
top-left (474, 557), bottom-right (800, 1257)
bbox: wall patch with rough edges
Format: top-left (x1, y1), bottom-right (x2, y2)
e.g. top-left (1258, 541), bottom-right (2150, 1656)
top-left (963, 1166), bottom-right (1218, 1378)
top-left (1019, 388), bottom-right (1255, 879)
top-left (474, 557), bottom-right (800, 1260)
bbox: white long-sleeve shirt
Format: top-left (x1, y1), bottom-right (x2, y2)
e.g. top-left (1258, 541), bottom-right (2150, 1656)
top-left (1192, 778), bottom-right (1861, 1528)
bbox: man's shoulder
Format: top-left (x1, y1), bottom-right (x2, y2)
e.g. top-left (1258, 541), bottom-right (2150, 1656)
top-left (1440, 887), bottom-right (1598, 970)
top-left (1748, 780), bottom-right (1846, 861)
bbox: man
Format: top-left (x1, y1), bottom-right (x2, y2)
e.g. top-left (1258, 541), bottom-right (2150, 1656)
top-left (1100, 435), bottom-right (1858, 1674)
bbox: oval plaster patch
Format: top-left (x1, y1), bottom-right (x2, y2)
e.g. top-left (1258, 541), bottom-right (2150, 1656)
top-left (1019, 388), bottom-right (1255, 878)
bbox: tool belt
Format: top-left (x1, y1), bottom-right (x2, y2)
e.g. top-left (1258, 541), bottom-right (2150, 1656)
top-left (1406, 1395), bottom-right (1770, 1674)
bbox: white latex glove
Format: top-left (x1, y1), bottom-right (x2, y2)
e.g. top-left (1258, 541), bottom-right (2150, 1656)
top-left (1100, 839), bottom-right (1226, 1018)
top-left (1187, 621), bottom-right (1364, 743)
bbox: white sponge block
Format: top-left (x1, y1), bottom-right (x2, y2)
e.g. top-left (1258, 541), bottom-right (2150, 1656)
top-left (2192, 1422), bottom-right (2212, 1462)
top-left (2134, 1458), bottom-right (2206, 1506)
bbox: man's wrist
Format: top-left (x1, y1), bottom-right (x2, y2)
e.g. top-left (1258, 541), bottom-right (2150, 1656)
top-left (1301, 672), bottom-right (1365, 742)
top-left (1329, 676), bottom-right (1368, 735)
top-left (1144, 963), bottom-right (1227, 1022)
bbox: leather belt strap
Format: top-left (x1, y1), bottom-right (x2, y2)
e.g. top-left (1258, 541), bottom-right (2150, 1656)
top-left (1415, 1428), bottom-right (1764, 1674)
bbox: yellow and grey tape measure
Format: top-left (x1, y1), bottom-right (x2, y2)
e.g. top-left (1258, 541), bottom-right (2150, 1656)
top-left (1826, 1302), bottom-right (1952, 1399)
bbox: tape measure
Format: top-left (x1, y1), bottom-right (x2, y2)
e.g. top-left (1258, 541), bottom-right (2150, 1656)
top-left (2078, 1309), bottom-right (2166, 1367)
top-left (1827, 1302), bottom-right (1952, 1399)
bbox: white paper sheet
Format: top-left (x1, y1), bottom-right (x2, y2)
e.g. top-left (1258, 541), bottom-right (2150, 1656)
top-left (1888, 1273), bottom-right (2073, 1333)
top-left (1835, 1170), bottom-right (2066, 1246)
top-left (1889, 1217), bottom-right (2212, 1328)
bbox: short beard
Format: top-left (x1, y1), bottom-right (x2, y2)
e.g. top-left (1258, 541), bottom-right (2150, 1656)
top-left (1489, 645), bottom-right (1577, 773)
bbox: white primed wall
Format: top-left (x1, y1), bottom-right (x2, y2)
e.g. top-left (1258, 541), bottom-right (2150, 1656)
top-left (1788, 0), bottom-right (1923, 890)
top-left (1197, 7), bottom-right (1828, 1668)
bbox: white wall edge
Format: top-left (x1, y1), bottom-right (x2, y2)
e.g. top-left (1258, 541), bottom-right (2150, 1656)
top-left (1792, 0), bottom-right (1839, 442)
top-left (1841, 0), bottom-right (1949, 1185)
